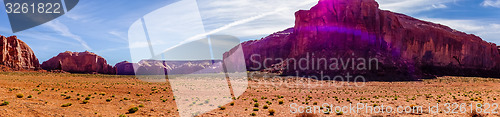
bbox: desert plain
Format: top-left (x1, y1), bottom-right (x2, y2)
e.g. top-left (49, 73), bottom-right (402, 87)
top-left (0, 72), bottom-right (498, 117)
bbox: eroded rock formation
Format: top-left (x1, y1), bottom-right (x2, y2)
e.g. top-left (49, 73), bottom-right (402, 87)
top-left (0, 35), bottom-right (40, 70)
top-left (230, 0), bottom-right (500, 80)
top-left (41, 51), bottom-right (115, 74)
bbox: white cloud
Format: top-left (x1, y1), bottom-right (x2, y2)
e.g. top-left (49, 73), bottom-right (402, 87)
top-left (376, 0), bottom-right (454, 14)
top-left (420, 17), bottom-right (500, 44)
top-left (108, 31), bottom-right (127, 41)
top-left (196, 0), bottom-right (318, 37)
top-left (481, 0), bottom-right (500, 8)
top-left (432, 3), bottom-right (448, 8)
top-left (43, 20), bottom-right (92, 50)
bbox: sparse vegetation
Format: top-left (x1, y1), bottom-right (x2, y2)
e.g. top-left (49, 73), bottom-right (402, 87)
top-left (268, 109), bottom-right (275, 115)
top-left (128, 107), bottom-right (139, 113)
top-left (0, 101), bottom-right (9, 106)
top-left (61, 103), bottom-right (72, 107)
top-left (278, 99), bottom-right (284, 104)
top-left (16, 93), bottom-right (24, 98)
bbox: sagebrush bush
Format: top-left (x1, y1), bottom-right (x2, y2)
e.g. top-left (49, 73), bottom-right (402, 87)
top-left (128, 107), bottom-right (139, 113)
top-left (0, 101), bottom-right (9, 106)
top-left (61, 103), bottom-right (72, 107)
top-left (268, 109), bottom-right (276, 115)
top-left (16, 93), bottom-right (24, 98)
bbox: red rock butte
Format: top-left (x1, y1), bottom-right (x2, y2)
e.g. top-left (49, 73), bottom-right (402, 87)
top-left (41, 51), bottom-right (115, 74)
top-left (0, 35), bottom-right (40, 70)
top-left (225, 0), bottom-right (500, 80)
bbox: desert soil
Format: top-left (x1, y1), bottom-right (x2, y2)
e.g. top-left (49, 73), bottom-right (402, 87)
top-left (0, 72), bottom-right (498, 117)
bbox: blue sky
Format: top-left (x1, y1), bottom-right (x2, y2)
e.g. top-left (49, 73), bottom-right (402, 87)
top-left (0, 0), bottom-right (499, 65)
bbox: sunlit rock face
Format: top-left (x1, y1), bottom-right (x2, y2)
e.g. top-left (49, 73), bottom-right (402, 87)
top-left (0, 35), bottom-right (40, 70)
top-left (41, 51), bottom-right (116, 74)
top-left (229, 0), bottom-right (500, 80)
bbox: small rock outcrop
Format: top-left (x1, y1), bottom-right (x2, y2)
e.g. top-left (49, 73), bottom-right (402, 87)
top-left (115, 61), bottom-right (137, 75)
top-left (41, 51), bottom-right (115, 74)
top-left (0, 35), bottom-right (40, 70)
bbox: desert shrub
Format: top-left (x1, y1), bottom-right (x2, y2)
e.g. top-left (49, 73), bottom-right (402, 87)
top-left (230, 102), bottom-right (234, 106)
top-left (252, 98), bottom-right (258, 102)
top-left (336, 110), bottom-right (343, 115)
top-left (16, 93), bottom-right (24, 98)
top-left (128, 107), bottom-right (139, 113)
top-left (119, 114), bottom-right (127, 117)
top-left (469, 111), bottom-right (485, 117)
top-left (99, 92), bottom-right (106, 96)
top-left (85, 97), bottom-right (91, 100)
top-left (253, 108), bottom-right (259, 111)
top-left (65, 96), bottom-right (71, 99)
top-left (139, 104), bottom-right (144, 107)
top-left (313, 102), bottom-right (318, 105)
top-left (250, 112), bottom-right (256, 116)
top-left (106, 99), bottom-right (112, 102)
top-left (278, 99), bottom-right (284, 104)
top-left (61, 103), bottom-right (72, 107)
top-left (82, 100), bottom-right (89, 104)
top-left (254, 103), bottom-right (259, 107)
top-left (219, 106), bottom-right (226, 110)
top-left (263, 105), bottom-right (269, 109)
top-left (0, 101), bottom-right (9, 106)
top-left (268, 109), bottom-right (276, 115)
top-left (27, 95), bottom-right (33, 98)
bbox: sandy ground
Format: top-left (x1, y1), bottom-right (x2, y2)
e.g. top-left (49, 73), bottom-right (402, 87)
top-left (0, 72), bottom-right (498, 117)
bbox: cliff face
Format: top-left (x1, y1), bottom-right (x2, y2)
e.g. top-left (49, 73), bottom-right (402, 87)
top-left (0, 35), bottom-right (40, 70)
top-left (234, 0), bottom-right (500, 80)
top-left (41, 51), bottom-right (115, 74)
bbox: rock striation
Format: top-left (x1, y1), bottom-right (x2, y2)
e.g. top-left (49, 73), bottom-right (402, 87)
top-left (41, 51), bottom-right (115, 74)
top-left (231, 0), bottom-right (500, 80)
top-left (0, 35), bottom-right (40, 70)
